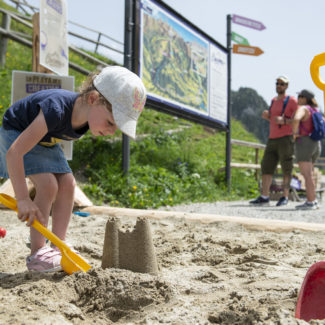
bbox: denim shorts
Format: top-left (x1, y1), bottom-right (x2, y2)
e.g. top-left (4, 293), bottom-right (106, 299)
top-left (0, 127), bottom-right (72, 178)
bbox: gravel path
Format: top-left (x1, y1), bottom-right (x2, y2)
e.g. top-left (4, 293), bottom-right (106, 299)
top-left (159, 198), bottom-right (325, 224)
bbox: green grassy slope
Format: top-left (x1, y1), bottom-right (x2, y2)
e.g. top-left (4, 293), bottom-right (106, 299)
top-left (0, 1), bottom-right (261, 208)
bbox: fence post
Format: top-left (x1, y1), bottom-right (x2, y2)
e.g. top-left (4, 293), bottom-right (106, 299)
top-left (255, 148), bottom-right (259, 180)
top-left (0, 12), bottom-right (11, 67)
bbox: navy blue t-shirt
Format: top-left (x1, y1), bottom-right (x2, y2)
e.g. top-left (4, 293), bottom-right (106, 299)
top-left (3, 89), bottom-right (89, 146)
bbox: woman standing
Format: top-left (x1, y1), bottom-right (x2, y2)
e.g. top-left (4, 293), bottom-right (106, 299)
top-left (292, 89), bottom-right (322, 210)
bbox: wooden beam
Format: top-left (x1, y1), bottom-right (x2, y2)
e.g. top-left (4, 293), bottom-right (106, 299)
top-left (81, 205), bottom-right (325, 233)
top-left (230, 162), bottom-right (261, 169)
top-left (231, 139), bottom-right (266, 150)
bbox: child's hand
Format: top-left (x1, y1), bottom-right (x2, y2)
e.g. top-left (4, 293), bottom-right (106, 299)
top-left (16, 198), bottom-right (44, 227)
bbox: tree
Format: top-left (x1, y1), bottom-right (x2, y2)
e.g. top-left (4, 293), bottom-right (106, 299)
top-left (231, 87), bottom-right (269, 143)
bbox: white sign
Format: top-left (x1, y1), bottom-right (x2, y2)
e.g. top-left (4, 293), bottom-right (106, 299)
top-left (209, 45), bottom-right (227, 124)
top-left (40, 0), bottom-right (68, 75)
top-left (11, 71), bottom-right (75, 160)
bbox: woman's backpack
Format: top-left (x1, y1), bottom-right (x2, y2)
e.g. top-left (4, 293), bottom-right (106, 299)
top-left (306, 106), bottom-right (325, 141)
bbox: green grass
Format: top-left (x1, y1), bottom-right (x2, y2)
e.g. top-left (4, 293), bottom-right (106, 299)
top-left (70, 118), bottom-right (261, 208)
top-left (0, 1), bottom-right (262, 208)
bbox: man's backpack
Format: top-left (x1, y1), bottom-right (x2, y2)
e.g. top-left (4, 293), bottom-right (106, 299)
top-left (309, 108), bottom-right (325, 141)
top-left (303, 106), bottom-right (325, 141)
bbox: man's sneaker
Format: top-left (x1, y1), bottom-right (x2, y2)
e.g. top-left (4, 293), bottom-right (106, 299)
top-left (249, 196), bottom-right (270, 206)
top-left (295, 201), bottom-right (319, 210)
top-left (276, 196), bottom-right (288, 206)
top-left (26, 246), bottom-right (62, 272)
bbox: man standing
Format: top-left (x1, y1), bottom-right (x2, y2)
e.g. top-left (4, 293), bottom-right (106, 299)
top-left (250, 76), bottom-right (298, 206)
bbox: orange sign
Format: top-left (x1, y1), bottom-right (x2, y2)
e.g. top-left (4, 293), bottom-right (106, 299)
top-left (232, 44), bottom-right (264, 56)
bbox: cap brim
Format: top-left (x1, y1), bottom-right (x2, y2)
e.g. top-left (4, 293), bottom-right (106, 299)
top-left (112, 105), bottom-right (138, 139)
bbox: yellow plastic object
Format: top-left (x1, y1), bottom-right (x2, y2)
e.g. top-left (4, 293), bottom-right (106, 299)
top-left (0, 193), bottom-right (91, 274)
top-left (310, 53), bottom-right (325, 109)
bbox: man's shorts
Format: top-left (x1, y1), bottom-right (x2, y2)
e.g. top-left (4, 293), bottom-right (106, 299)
top-left (295, 136), bottom-right (321, 163)
top-left (261, 135), bottom-right (294, 176)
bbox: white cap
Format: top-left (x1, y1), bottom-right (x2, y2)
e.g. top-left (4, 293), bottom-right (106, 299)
top-left (93, 66), bottom-right (147, 139)
top-left (276, 75), bottom-right (289, 84)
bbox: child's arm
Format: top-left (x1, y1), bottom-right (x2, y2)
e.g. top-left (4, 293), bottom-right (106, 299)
top-left (6, 110), bottom-right (48, 226)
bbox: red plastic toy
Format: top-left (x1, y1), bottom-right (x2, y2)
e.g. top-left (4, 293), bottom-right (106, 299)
top-left (0, 227), bottom-right (6, 238)
top-left (296, 261), bottom-right (325, 321)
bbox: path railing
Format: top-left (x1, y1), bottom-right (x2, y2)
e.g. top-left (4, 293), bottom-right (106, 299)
top-left (0, 8), bottom-right (114, 74)
top-left (0, 1), bottom-right (124, 72)
top-left (230, 138), bottom-right (325, 175)
top-left (6, 0), bottom-right (124, 56)
top-left (315, 157), bottom-right (325, 169)
top-left (229, 139), bottom-right (265, 180)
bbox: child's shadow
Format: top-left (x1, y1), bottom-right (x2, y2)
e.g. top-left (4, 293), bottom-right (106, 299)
top-left (0, 270), bottom-right (67, 289)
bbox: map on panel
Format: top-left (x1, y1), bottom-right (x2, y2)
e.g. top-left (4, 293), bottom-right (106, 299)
top-left (141, 1), bottom-right (209, 114)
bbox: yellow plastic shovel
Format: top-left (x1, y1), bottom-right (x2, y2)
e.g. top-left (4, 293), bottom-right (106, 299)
top-left (0, 193), bottom-right (91, 274)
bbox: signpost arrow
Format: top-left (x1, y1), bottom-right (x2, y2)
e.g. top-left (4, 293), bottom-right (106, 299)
top-left (232, 44), bottom-right (264, 56)
top-left (231, 32), bottom-right (249, 45)
top-left (232, 14), bottom-right (266, 31)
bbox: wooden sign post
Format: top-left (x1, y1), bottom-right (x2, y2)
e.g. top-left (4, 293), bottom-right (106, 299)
top-left (32, 13), bottom-right (52, 73)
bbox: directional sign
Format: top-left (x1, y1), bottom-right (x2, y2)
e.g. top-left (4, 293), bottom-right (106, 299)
top-left (232, 44), bottom-right (264, 56)
top-left (232, 14), bottom-right (266, 31)
top-left (231, 32), bottom-right (249, 45)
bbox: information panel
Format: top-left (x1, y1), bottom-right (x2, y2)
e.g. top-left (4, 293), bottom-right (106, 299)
top-left (139, 0), bottom-right (228, 127)
top-left (40, 0), bottom-right (68, 75)
top-left (11, 71), bottom-right (74, 160)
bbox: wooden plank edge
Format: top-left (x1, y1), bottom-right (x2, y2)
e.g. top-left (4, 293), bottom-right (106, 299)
top-left (81, 206), bottom-right (325, 233)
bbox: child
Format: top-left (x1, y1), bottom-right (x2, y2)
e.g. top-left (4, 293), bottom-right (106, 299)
top-left (0, 66), bottom-right (147, 272)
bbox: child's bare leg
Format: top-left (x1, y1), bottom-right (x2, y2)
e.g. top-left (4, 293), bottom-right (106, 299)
top-left (28, 173), bottom-right (58, 254)
top-left (51, 173), bottom-right (75, 241)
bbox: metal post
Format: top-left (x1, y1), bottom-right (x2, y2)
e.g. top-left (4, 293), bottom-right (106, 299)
top-left (0, 12), bottom-right (11, 67)
top-left (122, 0), bottom-right (134, 174)
top-left (226, 14), bottom-right (232, 192)
top-left (95, 32), bottom-right (101, 53)
top-left (255, 148), bottom-right (259, 180)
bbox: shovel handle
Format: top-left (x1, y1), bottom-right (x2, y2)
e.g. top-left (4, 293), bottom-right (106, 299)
top-left (31, 220), bottom-right (70, 251)
top-left (310, 53), bottom-right (325, 90)
top-left (310, 53), bottom-right (325, 111)
top-left (0, 193), bottom-right (69, 250)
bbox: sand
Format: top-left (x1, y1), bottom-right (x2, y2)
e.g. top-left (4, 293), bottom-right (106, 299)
top-left (1, 202), bottom-right (325, 324)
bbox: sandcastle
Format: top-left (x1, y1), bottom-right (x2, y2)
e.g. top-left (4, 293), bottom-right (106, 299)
top-left (102, 217), bottom-right (158, 275)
